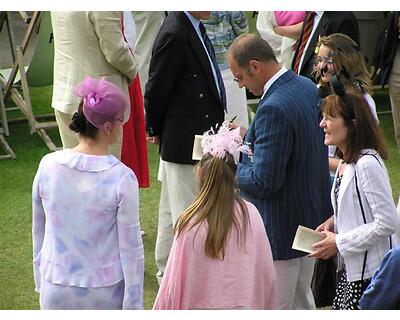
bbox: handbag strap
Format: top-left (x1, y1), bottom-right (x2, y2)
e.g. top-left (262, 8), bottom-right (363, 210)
top-left (354, 170), bottom-right (368, 281)
top-left (354, 152), bottom-right (392, 281)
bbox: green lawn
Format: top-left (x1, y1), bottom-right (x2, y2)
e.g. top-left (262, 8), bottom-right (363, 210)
top-left (0, 84), bottom-right (399, 309)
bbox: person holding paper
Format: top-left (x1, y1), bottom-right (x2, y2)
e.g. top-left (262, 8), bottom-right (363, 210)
top-left (145, 11), bottom-right (225, 284)
top-left (313, 75), bottom-right (398, 309)
top-left (153, 122), bottom-right (276, 310)
top-left (227, 34), bottom-right (331, 310)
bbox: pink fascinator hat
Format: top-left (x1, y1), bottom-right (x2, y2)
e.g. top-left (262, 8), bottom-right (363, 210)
top-left (201, 121), bottom-right (252, 164)
top-left (73, 76), bottom-right (129, 128)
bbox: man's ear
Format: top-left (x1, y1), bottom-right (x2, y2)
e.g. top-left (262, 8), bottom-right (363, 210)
top-left (249, 60), bottom-right (260, 74)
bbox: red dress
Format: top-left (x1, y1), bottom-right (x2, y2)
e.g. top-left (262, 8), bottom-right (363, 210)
top-left (121, 74), bottom-right (149, 188)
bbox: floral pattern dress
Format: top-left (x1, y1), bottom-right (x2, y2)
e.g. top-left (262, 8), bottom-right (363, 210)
top-left (32, 149), bottom-right (144, 309)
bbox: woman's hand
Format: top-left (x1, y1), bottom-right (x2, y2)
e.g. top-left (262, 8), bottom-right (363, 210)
top-left (315, 215), bottom-right (334, 232)
top-left (309, 230), bottom-right (338, 260)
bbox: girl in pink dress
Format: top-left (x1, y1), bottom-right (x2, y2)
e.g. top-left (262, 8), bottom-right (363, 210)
top-left (153, 122), bottom-right (276, 310)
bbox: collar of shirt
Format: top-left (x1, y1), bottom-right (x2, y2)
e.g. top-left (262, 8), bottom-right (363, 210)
top-left (261, 66), bottom-right (288, 100)
top-left (183, 11), bottom-right (221, 97)
top-left (184, 11), bottom-right (202, 39)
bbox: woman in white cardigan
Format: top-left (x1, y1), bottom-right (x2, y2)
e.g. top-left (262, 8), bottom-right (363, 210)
top-left (310, 76), bottom-right (398, 310)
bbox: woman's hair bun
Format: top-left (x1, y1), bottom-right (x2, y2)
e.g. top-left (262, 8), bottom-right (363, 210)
top-left (69, 112), bottom-right (86, 133)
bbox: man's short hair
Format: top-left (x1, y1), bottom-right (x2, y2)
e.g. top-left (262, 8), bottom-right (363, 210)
top-left (228, 34), bottom-right (277, 68)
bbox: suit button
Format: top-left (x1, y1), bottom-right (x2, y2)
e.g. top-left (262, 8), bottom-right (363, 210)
top-left (205, 114), bottom-right (209, 119)
top-left (199, 93), bottom-right (204, 98)
top-left (193, 73), bottom-right (198, 78)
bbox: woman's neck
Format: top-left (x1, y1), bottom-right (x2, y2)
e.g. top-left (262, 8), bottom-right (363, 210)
top-left (337, 144), bottom-right (347, 159)
top-left (72, 137), bottom-right (109, 156)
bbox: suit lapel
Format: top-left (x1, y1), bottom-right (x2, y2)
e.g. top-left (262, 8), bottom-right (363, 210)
top-left (176, 12), bottom-right (221, 104)
top-left (301, 13), bottom-right (329, 74)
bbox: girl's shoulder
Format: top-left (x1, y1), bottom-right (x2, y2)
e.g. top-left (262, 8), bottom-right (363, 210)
top-left (236, 199), bottom-right (261, 221)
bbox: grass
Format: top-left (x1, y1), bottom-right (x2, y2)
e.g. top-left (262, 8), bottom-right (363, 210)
top-left (1, 30), bottom-right (400, 308)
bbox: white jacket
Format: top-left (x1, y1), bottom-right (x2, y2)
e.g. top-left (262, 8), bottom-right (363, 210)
top-left (333, 149), bottom-right (398, 282)
top-left (51, 11), bottom-right (137, 119)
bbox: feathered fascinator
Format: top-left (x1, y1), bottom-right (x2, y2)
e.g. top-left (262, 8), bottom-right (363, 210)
top-left (201, 121), bottom-right (252, 164)
top-left (73, 76), bottom-right (128, 128)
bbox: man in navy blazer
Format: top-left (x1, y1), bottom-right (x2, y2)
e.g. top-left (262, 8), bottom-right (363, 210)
top-left (145, 11), bottom-right (225, 284)
top-left (228, 34), bottom-right (331, 309)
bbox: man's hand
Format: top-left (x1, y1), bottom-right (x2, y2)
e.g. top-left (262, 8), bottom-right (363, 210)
top-left (147, 136), bottom-right (160, 144)
top-left (228, 122), bottom-right (247, 139)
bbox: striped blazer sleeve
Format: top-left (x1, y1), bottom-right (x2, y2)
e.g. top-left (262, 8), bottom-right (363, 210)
top-left (237, 102), bottom-right (293, 197)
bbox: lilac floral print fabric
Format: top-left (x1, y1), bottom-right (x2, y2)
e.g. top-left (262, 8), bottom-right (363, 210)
top-left (32, 149), bottom-right (144, 309)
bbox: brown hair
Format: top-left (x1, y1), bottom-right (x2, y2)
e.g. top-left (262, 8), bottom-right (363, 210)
top-left (314, 33), bottom-right (371, 94)
top-left (321, 92), bottom-right (388, 163)
top-left (228, 33), bottom-right (277, 69)
top-left (174, 153), bottom-right (250, 260)
top-left (69, 100), bottom-right (98, 139)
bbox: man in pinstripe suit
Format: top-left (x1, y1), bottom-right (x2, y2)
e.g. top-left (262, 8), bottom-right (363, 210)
top-left (228, 34), bottom-right (331, 309)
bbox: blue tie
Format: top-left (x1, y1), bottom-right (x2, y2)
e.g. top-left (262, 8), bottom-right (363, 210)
top-left (199, 21), bottom-right (227, 110)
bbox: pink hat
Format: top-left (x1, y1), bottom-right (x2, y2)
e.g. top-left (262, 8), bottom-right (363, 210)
top-left (73, 77), bottom-right (129, 128)
top-left (201, 121), bottom-right (252, 164)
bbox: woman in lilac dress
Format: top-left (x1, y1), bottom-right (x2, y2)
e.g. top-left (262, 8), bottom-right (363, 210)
top-left (32, 77), bottom-right (144, 309)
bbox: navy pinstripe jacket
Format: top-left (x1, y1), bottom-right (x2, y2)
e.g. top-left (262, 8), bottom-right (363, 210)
top-left (237, 70), bottom-right (332, 260)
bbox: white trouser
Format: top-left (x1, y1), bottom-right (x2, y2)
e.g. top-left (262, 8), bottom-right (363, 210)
top-left (154, 161), bottom-right (198, 283)
top-left (273, 256), bottom-right (316, 310)
top-left (389, 44), bottom-right (400, 149)
top-left (54, 109), bottom-right (79, 149)
top-left (222, 68), bottom-right (249, 129)
top-left (132, 11), bottom-right (165, 96)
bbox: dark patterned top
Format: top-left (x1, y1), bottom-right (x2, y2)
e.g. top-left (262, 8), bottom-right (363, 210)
top-left (335, 175), bottom-right (343, 208)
